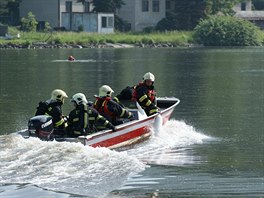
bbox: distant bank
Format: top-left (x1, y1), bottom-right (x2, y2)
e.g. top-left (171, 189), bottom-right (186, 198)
top-left (0, 31), bottom-right (195, 49)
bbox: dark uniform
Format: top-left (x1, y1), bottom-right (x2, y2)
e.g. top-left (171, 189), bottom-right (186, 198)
top-left (132, 82), bottom-right (159, 116)
top-left (113, 86), bottom-right (137, 108)
top-left (114, 86), bottom-right (134, 103)
top-left (35, 99), bottom-right (67, 136)
top-left (66, 103), bottom-right (115, 137)
top-left (94, 96), bottom-right (134, 125)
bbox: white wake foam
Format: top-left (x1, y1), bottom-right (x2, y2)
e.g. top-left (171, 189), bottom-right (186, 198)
top-left (0, 119), bottom-right (213, 196)
top-left (0, 135), bottom-right (145, 197)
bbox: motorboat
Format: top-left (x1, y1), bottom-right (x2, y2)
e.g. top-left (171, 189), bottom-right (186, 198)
top-left (18, 97), bottom-right (180, 149)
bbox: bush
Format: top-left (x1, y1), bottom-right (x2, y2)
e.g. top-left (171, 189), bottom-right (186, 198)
top-left (21, 12), bottom-right (38, 32)
top-left (142, 26), bottom-right (156, 33)
top-left (193, 15), bottom-right (263, 46)
top-left (114, 16), bottom-right (131, 32)
top-left (156, 17), bottom-right (176, 31)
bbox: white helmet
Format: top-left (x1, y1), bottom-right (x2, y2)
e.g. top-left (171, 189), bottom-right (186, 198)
top-left (51, 89), bottom-right (68, 102)
top-left (71, 93), bottom-right (88, 105)
top-left (99, 85), bottom-right (114, 97)
top-left (143, 72), bottom-right (155, 82)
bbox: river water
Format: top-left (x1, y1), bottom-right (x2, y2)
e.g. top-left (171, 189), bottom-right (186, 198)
top-left (0, 47), bottom-right (263, 197)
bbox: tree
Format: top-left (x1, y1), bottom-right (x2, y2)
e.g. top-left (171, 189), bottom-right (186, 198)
top-left (157, 0), bottom-right (207, 31)
top-left (205, 0), bottom-right (243, 16)
top-left (253, 0), bottom-right (264, 10)
top-left (21, 12), bottom-right (38, 32)
top-left (157, 0), bottom-right (245, 31)
top-left (0, 0), bottom-right (20, 25)
top-left (92, 0), bottom-right (124, 13)
top-left (173, 0), bottom-right (207, 30)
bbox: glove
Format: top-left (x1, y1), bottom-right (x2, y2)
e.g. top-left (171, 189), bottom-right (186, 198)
top-left (63, 116), bottom-right (69, 122)
top-left (110, 125), bottom-right (117, 132)
top-left (128, 112), bottom-right (135, 120)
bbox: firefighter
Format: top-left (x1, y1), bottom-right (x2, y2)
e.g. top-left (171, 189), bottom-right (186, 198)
top-left (94, 85), bottom-right (134, 125)
top-left (35, 89), bottom-right (68, 137)
top-left (132, 72), bottom-right (159, 116)
top-left (67, 93), bottom-right (116, 137)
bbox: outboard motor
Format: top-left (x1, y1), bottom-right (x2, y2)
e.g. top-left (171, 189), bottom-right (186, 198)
top-left (28, 115), bottom-right (54, 141)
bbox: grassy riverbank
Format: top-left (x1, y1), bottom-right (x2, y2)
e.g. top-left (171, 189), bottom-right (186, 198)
top-left (0, 29), bottom-right (194, 48)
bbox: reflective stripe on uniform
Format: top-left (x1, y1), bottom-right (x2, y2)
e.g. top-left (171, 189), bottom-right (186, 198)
top-left (73, 130), bottom-right (81, 135)
top-left (54, 118), bottom-right (64, 127)
top-left (104, 120), bottom-right (109, 126)
top-left (139, 95), bottom-right (147, 102)
top-left (149, 108), bottom-right (159, 115)
top-left (84, 105), bottom-right (88, 129)
top-left (73, 118), bottom-right (79, 122)
top-left (120, 109), bottom-right (126, 117)
top-left (114, 97), bottom-right (120, 103)
top-left (146, 100), bottom-right (151, 106)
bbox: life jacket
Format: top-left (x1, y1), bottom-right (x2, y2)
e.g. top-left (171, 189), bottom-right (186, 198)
top-left (94, 97), bottom-right (115, 119)
top-left (132, 83), bottom-right (156, 103)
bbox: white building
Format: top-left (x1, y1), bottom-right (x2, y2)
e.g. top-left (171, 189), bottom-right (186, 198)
top-left (117, 0), bottom-right (166, 32)
top-left (20, 0), bottom-right (114, 33)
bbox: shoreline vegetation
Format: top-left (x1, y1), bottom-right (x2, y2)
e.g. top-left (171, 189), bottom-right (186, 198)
top-left (0, 31), bottom-right (195, 49)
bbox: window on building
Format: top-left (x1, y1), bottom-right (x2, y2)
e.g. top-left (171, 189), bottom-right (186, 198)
top-left (102, 17), bottom-right (107, 28)
top-left (66, 1), bottom-right (72, 12)
top-left (84, 2), bottom-right (90, 12)
top-left (108, 17), bottom-right (114, 28)
top-left (101, 16), bottom-right (114, 28)
top-left (241, 3), bottom-right (246, 11)
top-left (152, 0), bottom-right (160, 12)
top-left (142, 0), bottom-right (149, 12)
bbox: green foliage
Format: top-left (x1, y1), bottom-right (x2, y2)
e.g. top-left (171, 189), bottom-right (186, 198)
top-left (142, 26), bottom-right (156, 33)
top-left (173, 0), bottom-right (207, 30)
top-left (78, 25), bottom-right (84, 32)
top-left (156, 14), bottom-right (177, 31)
top-left (0, 0), bottom-right (9, 15)
top-left (114, 15), bottom-right (130, 32)
top-left (44, 22), bottom-right (52, 32)
top-left (194, 15), bottom-right (263, 46)
top-left (205, 0), bottom-right (242, 16)
top-left (21, 12), bottom-right (38, 32)
top-left (158, 0), bottom-right (206, 31)
top-left (0, 0), bottom-right (20, 25)
top-left (158, 0), bottom-right (243, 31)
top-left (92, 0), bottom-right (124, 13)
top-left (0, 30), bottom-right (193, 47)
top-left (252, 0), bottom-right (264, 10)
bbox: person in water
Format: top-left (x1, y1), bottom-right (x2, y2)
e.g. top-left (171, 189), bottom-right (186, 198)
top-left (35, 89), bottom-right (68, 136)
top-left (68, 55), bottom-right (75, 61)
top-left (67, 93), bottom-right (116, 137)
top-left (93, 85), bottom-right (134, 125)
